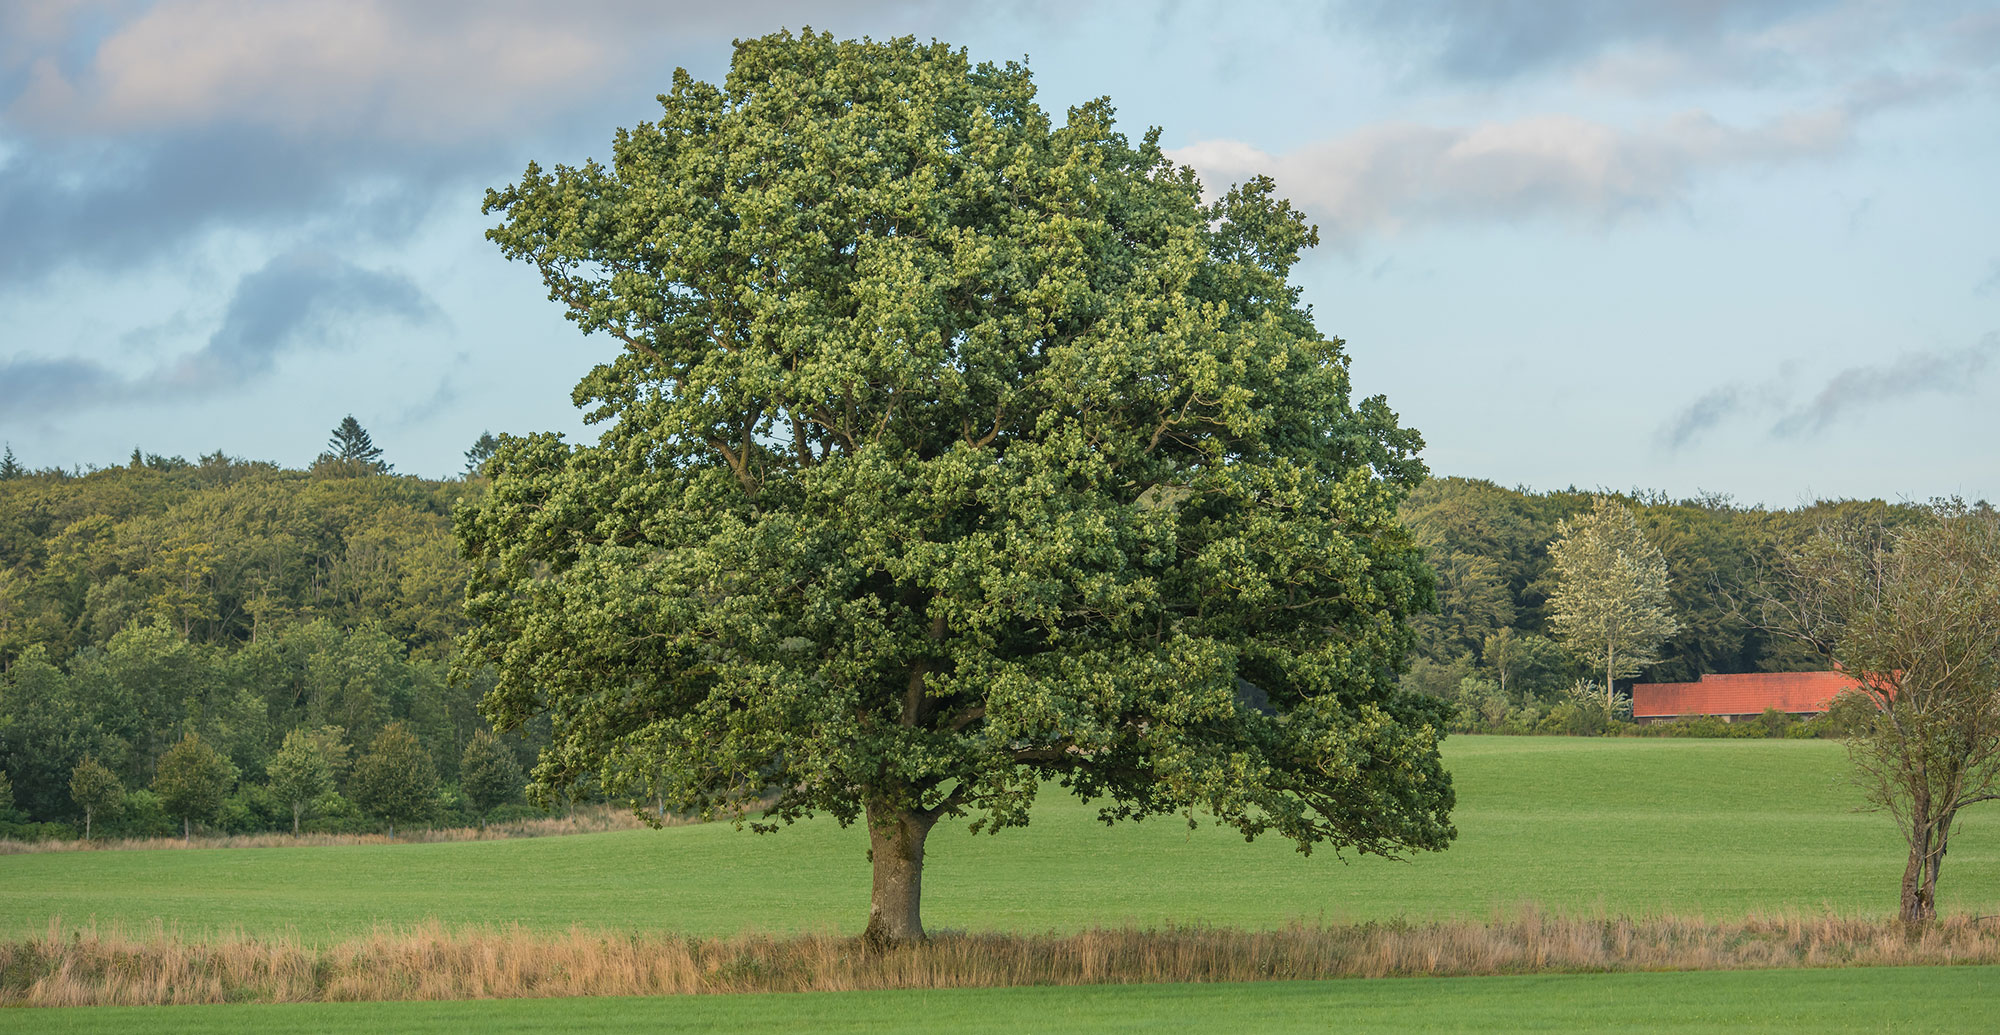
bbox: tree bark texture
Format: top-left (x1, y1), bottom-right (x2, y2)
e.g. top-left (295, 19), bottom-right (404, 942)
top-left (862, 799), bottom-right (937, 948)
top-left (1900, 804), bottom-right (1954, 926)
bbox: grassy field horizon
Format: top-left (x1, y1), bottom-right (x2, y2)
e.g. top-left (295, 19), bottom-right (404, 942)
top-left (6, 737), bottom-right (1996, 942)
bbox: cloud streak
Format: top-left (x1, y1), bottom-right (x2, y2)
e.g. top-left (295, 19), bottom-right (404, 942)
top-left (1169, 107), bottom-right (1849, 243)
top-left (0, 249), bottom-right (438, 415)
top-left (1660, 334), bottom-right (2000, 450)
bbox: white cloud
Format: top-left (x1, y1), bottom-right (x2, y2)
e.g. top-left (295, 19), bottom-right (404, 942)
top-left (5, 0), bottom-right (939, 140)
top-left (1169, 107), bottom-right (1850, 242)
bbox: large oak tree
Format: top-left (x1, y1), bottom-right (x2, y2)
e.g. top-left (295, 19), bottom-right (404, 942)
top-left (460, 31), bottom-right (1454, 946)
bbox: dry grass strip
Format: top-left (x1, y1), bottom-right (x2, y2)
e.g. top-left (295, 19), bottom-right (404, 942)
top-left (7, 909), bottom-right (2000, 1007)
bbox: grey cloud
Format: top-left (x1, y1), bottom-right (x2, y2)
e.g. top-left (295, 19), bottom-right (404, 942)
top-left (0, 1), bottom-right (941, 287)
top-left (1660, 386), bottom-right (1748, 452)
top-left (0, 127), bottom-right (472, 286)
top-left (0, 354), bottom-right (125, 415)
top-left (1771, 337), bottom-right (1999, 438)
top-left (1, 250), bottom-right (438, 415)
top-left (1341, 0), bottom-right (1833, 81)
top-left (1169, 107), bottom-right (1849, 243)
top-left (1659, 335), bottom-right (2000, 449)
top-left (169, 249), bottom-right (439, 390)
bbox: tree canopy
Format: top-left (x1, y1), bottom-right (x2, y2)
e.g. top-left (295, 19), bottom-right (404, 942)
top-left (152, 732), bottom-right (235, 840)
top-left (1548, 497), bottom-right (1679, 713)
top-left (1780, 503), bottom-right (2000, 924)
top-left (462, 31), bottom-right (1452, 945)
top-left (349, 721), bottom-right (439, 837)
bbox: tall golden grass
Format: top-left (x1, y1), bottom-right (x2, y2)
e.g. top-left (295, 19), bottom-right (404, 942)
top-left (0, 805), bottom-right (658, 855)
top-left (7, 909), bottom-right (1998, 1006)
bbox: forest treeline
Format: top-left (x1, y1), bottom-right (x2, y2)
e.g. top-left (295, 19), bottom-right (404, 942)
top-left (0, 445), bottom-right (1933, 835)
top-left (0, 441), bottom-right (531, 839)
top-left (1398, 477), bottom-right (1926, 732)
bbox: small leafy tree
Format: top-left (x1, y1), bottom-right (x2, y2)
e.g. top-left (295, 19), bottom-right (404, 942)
top-left (1549, 497), bottom-right (1679, 714)
top-left (68, 755), bottom-right (124, 839)
top-left (1779, 503), bottom-right (2000, 924)
top-left (459, 729), bottom-right (525, 827)
top-left (0, 770), bottom-right (14, 815)
top-left (267, 727), bottom-right (343, 835)
top-left (350, 721), bottom-right (438, 838)
top-left (152, 733), bottom-right (236, 841)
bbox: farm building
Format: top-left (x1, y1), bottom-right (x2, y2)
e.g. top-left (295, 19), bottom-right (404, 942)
top-left (1628, 671), bottom-right (1865, 723)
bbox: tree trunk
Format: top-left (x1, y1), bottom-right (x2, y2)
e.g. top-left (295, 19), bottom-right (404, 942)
top-left (182, 816), bottom-right (190, 842)
top-left (84, 808), bottom-right (92, 841)
top-left (1605, 649), bottom-right (1616, 717)
top-left (1901, 808), bottom-right (1954, 926)
top-left (862, 799), bottom-right (936, 949)
top-left (292, 802), bottom-right (301, 836)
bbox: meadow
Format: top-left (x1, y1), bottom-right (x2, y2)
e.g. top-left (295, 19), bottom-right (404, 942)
top-left (5, 737), bottom-right (1997, 942)
top-left (8, 966), bottom-right (1996, 1035)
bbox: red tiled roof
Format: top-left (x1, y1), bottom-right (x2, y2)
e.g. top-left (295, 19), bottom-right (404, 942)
top-left (1630, 671), bottom-right (1865, 718)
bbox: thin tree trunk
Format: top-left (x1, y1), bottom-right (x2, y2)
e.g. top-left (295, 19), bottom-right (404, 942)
top-left (84, 809), bottom-right (92, 841)
top-left (1905, 808), bottom-right (1955, 926)
top-left (1605, 649), bottom-right (1616, 717)
top-left (183, 816), bottom-right (190, 842)
top-left (292, 802), bottom-right (301, 836)
top-left (862, 799), bottom-right (937, 949)
top-left (1900, 793), bottom-right (1939, 926)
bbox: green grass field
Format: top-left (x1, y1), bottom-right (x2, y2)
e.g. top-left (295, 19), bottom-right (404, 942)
top-left (6, 737), bottom-right (1997, 941)
top-left (8, 966), bottom-right (1994, 1034)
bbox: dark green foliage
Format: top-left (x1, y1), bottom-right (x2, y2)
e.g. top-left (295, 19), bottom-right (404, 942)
top-left (459, 729), bottom-right (524, 825)
top-left (151, 732), bottom-right (236, 838)
top-left (318, 416), bottom-right (389, 475)
top-left (0, 445), bottom-right (21, 481)
top-left (1399, 479), bottom-right (1931, 693)
top-left (267, 726), bottom-right (343, 834)
top-left (463, 432), bottom-right (500, 477)
top-left (350, 721), bottom-right (438, 836)
top-left (467, 30), bottom-right (1450, 944)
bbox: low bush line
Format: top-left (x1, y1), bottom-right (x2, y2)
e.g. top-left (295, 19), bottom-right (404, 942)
top-left (0, 806), bottom-right (662, 854)
top-left (6, 910), bottom-right (2000, 1007)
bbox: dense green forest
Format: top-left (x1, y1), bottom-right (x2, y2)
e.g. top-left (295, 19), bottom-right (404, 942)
top-left (0, 434), bottom-right (531, 838)
top-left (1397, 477), bottom-right (1925, 732)
top-left (0, 434), bottom-right (1935, 836)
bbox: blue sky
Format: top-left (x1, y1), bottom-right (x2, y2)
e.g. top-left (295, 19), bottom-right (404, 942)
top-left (1, 0), bottom-right (1995, 505)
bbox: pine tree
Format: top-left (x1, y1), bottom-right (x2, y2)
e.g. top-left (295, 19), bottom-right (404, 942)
top-left (318, 416), bottom-right (389, 473)
top-left (0, 444), bottom-right (22, 480)
top-left (463, 431), bottom-right (500, 477)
